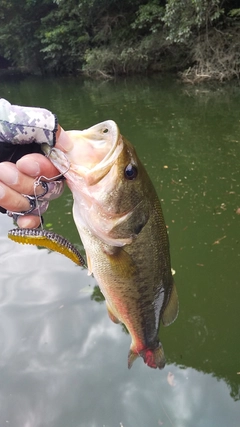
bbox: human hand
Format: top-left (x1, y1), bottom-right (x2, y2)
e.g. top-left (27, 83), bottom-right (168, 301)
top-left (0, 154), bottom-right (61, 228)
top-left (0, 128), bottom-right (73, 228)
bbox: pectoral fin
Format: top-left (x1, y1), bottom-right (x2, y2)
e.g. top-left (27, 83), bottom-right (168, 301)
top-left (86, 251), bottom-right (93, 276)
top-left (106, 301), bottom-right (120, 324)
top-left (162, 282), bottom-right (179, 326)
top-left (103, 245), bottom-right (138, 279)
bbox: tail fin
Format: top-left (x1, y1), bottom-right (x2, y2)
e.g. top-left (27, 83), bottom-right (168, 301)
top-left (128, 344), bottom-right (165, 369)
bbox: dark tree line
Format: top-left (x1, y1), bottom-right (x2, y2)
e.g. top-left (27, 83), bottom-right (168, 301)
top-left (0, 0), bottom-right (239, 81)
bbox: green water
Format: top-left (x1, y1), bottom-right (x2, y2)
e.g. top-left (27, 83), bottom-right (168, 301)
top-left (0, 75), bottom-right (240, 427)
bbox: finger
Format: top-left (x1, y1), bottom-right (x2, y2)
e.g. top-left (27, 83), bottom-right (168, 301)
top-left (17, 215), bottom-right (41, 229)
top-left (0, 162), bottom-right (44, 197)
top-left (0, 181), bottom-right (32, 213)
top-left (17, 153), bottom-right (60, 179)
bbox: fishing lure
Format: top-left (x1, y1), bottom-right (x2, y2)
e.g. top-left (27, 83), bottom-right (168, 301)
top-left (8, 228), bottom-right (86, 267)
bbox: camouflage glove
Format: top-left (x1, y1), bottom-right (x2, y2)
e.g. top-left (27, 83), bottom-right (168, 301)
top-left (0, 98), bottom-right (57, 162)
top-left (0, 98), bottom-right (64, 217)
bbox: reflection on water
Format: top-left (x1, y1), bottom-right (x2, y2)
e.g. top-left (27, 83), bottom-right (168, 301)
top-left (0, 76), bottom-right (240, 426)
top-left (0, 218), bottom-right (240, 427)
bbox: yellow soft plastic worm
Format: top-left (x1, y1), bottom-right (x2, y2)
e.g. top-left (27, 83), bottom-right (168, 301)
top-left (8, 228), bottom-right (86, 267)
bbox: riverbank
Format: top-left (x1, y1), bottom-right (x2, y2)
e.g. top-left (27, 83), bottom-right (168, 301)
top-left (83, 26), bottom-right (240, 84)
top-left (1, 1), bottom-right (240, 84)
top-left (1, 26), bottom-right (239, 85)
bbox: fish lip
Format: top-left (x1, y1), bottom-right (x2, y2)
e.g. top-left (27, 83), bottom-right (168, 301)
top-left (80, 120), bottom-right (123, 182)
top-left (45, 121), bottom-right (124, 185)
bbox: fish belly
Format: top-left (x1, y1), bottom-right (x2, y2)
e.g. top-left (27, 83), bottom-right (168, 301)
top-left (78, 219), bottom-right (170, 369)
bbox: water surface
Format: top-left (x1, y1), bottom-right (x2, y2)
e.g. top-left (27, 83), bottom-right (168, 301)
top-left (0, 75), bottom-right (239, 426)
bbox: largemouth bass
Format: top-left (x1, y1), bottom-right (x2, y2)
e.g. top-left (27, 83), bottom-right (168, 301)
top-left (45, 120), bottom-right (179, 369)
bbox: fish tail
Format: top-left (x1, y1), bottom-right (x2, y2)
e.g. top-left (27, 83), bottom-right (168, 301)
top-left (128, 344), bottom-right (165, 370)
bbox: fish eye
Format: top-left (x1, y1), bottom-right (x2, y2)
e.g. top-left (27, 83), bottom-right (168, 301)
top-left (124, 164), bottom-right (138, 180)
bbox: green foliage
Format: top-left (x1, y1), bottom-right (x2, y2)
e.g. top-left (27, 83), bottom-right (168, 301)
top-left (84, 44), bottom-right (149, 76)
top-left (38, 3), bottom-right (90, 74)
top-left (131, 0), bottom-right (164, 34)
top-left (228, 8), bottom-right (240, 18)
top-left (84, 31), bottom-right (176, 76)
top-left (163, 0), bottom-right (224, 43)
top-left (0, 0), bottom-right (239, 79)
top-left (0, 0), bottom-right (55, 70)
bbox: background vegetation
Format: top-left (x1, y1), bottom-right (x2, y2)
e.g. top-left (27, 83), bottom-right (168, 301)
top-left (0, 0), bottom-right (240, 82)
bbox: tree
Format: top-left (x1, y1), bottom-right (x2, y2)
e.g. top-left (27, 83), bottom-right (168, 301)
top-left (163, 0), bottom-right (223, 43)
top-left (0, 0), bottom-right (239, 79)
top-left (0, 0), bottom-right (55, 72)
top-left (38, 0), bottom-right (90, 74)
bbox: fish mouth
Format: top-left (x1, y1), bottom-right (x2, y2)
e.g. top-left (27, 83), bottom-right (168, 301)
top-left (44, 120), bottom-right (124, 185)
